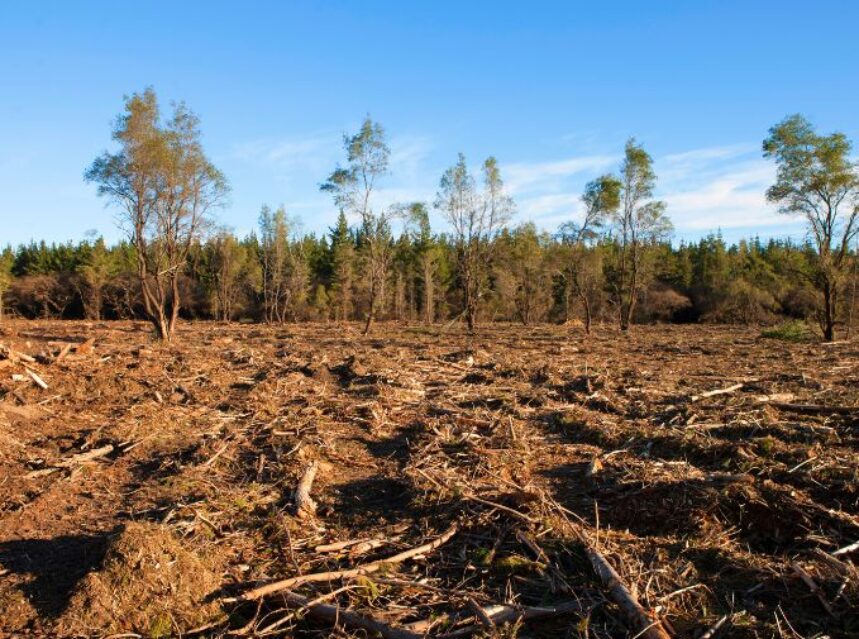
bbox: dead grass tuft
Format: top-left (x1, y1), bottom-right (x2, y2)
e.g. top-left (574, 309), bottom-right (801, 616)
top-left (56, 522), bottom-right (224, 637)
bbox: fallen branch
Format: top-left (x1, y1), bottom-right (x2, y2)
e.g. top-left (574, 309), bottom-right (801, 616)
top-left (810, 548), bottom-right (857, 577)
top-left (293, 461), bottom-right (319, 519)
top-left (690, 383), bottom-right (743, 403)
top-left (515, 529), bottom-right (573, 593)
top-left (24, 368), bottom-right (48, 390)
top-left (58, 444), bottom-right (115, 467)
top-left (277, 590), bottom-right (422, 639)
top-left (699, 614), bottom-right (730, 639)
top-left (203, 442), bottom-right (230, 467)
top-left (832, 539), bottom-right (859, 557)
top-left (771, 402), bottom-right (859, 416)
top-left (463, 493), bottom-right (537, 524)
top-left (436, 601), bottom-right (585, 638)
top-left (0, 346), bottom-right (36, 364)
top-left (25, 444), bottom-right (115, 478)
top-left (586, 545), bottom-right (672, 639)
top-left (792, 562), bottom-right (835, 617)
top-left (54, 342), bottom-right (74, 362)
top-left (316, 538), bottom-right (384, 553)
top-left (225, 524), bottom-right (459, 602)
top-left (754, 393), bottom-right (796, 404)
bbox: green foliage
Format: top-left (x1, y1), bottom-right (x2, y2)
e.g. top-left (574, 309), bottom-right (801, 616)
top-left (492, 554), bottom-right (543, 576)
top-left (761, 320), bottom-right (813, 342)
top-left (4, 222), bottom-right (852, 331)
top-left (763, 114), bottom-right (859, 340)
top-left (85, 87), bottom-right (228, 340)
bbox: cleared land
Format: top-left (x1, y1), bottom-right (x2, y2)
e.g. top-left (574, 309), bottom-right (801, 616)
top-left (0, 320), bottom-right (857, 638)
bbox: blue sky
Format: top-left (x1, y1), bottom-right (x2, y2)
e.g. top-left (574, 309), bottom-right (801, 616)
top-left (2, 0), bottom-right (858, 247)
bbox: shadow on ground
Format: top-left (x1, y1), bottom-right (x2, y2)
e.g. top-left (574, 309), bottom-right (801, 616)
top-left (0, 532), bottom-right (112, 617)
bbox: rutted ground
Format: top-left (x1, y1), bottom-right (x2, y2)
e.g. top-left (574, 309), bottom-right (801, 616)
top-left (0, 320), bottom-right (856, 638)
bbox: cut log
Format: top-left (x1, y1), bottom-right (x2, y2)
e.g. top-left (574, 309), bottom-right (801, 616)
top-left (54, 342), bottom-right (74, 362)
top-left (0, 346), bottom-right (36, 364)
top-left (225, 524), bottom-right (459, 602)
top-left (586, 546), bottom-right (672, 639)
top-left (24, 368), bottom-right (48, 390)
top-left (293, 461), bottom-right (319, 519)
top-left (754, 393), bottom-right (796, 404)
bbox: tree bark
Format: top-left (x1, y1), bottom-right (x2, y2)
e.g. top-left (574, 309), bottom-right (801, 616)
top-left (822, 278), bottom-right (836, 341)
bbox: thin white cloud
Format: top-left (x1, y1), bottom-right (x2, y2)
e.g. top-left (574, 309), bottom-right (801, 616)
top-left (230, 130), bottom-right (799, 240)
top-left (657, 152), bottom-right (794, 232)
top-left (505, 154), bottom-right (617, 194)
top-left (233, 131), bottom-right (340, 175)
top-left (661, 143), bottom-right (756, 167)
top-left (388, 135), bottom-right (433, 182)
top-left (509, 144), bottom-right (794, 238)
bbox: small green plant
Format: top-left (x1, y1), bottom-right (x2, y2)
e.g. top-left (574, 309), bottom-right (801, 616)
top-left (760, 320), bottom-right (811, 342)
top-left (493, 555), bottom-right (543, 576)
top-left (354, 576), bottom-right (382, 603)
top-left (758, 436), bottom-right (776, 456)
top-left (471, 546), bottom-right (495, 567)
top-left (148, 612), bottom-right (173, 639)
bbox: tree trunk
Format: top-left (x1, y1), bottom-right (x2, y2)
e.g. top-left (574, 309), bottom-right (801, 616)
top-left (153, 312), bottom-right (170, 342)
top-left (423, 261), bottom-right (434, 324)
top-left (822, 279), bottom-right (836, 342)
top-left (168, 273), bottom-right (181, 339)
top-left (582, 293), bottom-right (592, 334)
top-left (622, 295), bottom-right (636, 332)
top-left (847, 262), bottom-right (857, 339)
top-left (363, 279), bottom-right (377, 335)
top-left (563, 275), bottom-right (571, 324)
top-left (466, 307), bottom-right (476, 333)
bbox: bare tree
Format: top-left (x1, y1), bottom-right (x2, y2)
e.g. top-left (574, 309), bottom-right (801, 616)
top-left (612, 139), bottom-right (671, 331)
top-left (85, 88), bottom-right (228, 341)
top-left (559, 175), bottom-right (621, 333)
top-left (259, 205), bottom-right (289, 323)
top-left (435, 154), bottom-right (513, 332)
top-left (322, 117), bottom-right (392, 334)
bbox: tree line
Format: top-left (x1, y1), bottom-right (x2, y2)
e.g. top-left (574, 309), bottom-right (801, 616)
top-left (2, 215), bottom-right (855, 335)
top-left (1, 90), bottom-right (857, 341)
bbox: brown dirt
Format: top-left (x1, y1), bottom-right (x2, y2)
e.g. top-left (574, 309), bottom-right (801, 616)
top-left (0, 320), bottom-right (856, 638)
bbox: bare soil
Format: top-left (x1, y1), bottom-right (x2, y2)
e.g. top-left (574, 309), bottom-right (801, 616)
top-left (0, 320), bottom-right (856, 638)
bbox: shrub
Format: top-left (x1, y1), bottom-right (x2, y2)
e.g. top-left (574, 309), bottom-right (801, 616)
top-left (761, 320), bottom-right (812, 342)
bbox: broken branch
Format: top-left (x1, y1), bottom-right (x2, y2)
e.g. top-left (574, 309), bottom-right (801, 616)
top-left (226, 524), bottom-right (459, 602)
top-left (586, 545), bottom-right (672, 639)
